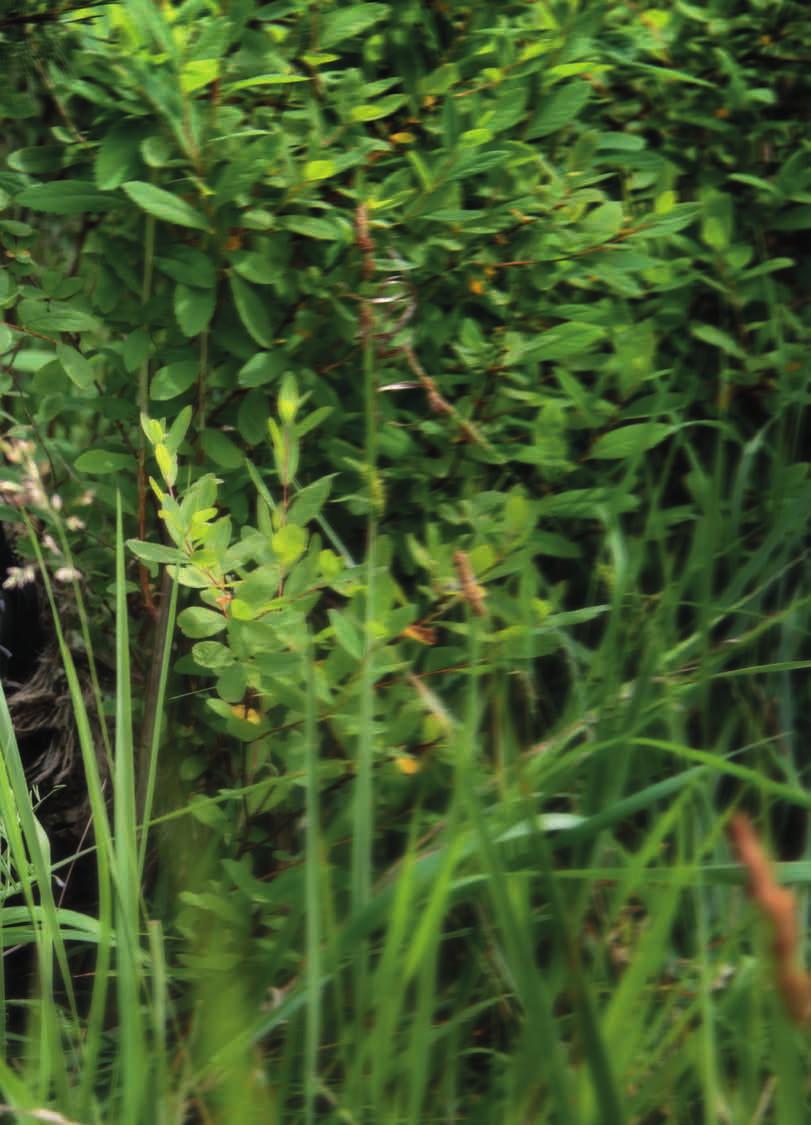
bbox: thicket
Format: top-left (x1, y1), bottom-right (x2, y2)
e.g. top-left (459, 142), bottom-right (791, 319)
top-left (0, 1), bottom-right (810, 1121)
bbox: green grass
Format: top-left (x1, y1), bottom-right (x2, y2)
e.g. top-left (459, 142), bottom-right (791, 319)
top-left (0, 406), bottom-right (809, 1124)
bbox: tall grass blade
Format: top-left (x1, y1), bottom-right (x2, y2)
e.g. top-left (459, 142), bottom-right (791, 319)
top-left (113, 494), bottom-right (147, 1123)
top-left (303, 630), bottom-right (321, 1125)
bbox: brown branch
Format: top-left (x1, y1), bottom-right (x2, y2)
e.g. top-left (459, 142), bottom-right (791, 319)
top-left (0, 320), bottom-right (58, 346)
top-left (401, 343), bottom-right (495, 452)
top-left (136, 448), bottom-right (158, 620)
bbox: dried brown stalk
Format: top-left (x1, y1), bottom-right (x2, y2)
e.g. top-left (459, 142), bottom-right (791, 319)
top-left (401, 343), bottom-right (493, 451)
top-left (728, 812), bottom-right (811, 1025)
top-left (355, 203), bottom-right (376, 280)
top-left (352, 204), bottom-right (496, 454)
top-left (453, 550), bottom-right (487, 618)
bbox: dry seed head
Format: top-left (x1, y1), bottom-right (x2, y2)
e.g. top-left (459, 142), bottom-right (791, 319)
top-left (728, 813), bottom-right (811, 1025)
top-left (453, 550), bottom-right (487, 617)
top-left (54, 566), bottom-right (82, 583)
top-left (3, 565), bottom-right (35, 590)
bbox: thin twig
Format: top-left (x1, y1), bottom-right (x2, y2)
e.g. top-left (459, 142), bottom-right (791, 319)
top-left (401, 342), bottom-right (497, 453)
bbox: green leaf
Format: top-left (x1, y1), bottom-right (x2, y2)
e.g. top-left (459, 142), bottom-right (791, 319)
top-left (598, 54), bottom-right (713, 88)
top-left (76, 450), bottom-right (134, 475)
top-left (177, 607), bottom-right (227, 639)
top-left (640, 204), bottom-right (700, 236)
top-left (295, 405), bottom-right (332, 438)
top-left (447, 151), bottom-right (510, 182)
top-left (201, 430), bottom-right (243, 470)
top-left (141, 135), bottom-right (173, 167)
top-left (691, 324), bottom-right (745, 358)
top-left (231, 251), bottom-right (277, 285)
top-left (654, 190), bottom-right (677, 214)
top-left (151, 361), bottom-right (198, 401)
top-left (232, 569), bottom-right (282, 616)
top-left (700, 191), bottom-right (733, 251)
top-left (526, 82), bottom-right (590, 138)
top-left (702, 218), bottom-right (727, 250)
top-left (141, 415), bottom-right (163, 445)
top-left (0, 272), bottom-right (14, 308)
top-left (0, 93), bottom-right (37, 119)
top-left (16, 181), bottom-right (120, 214)
top-left (237, 389), bottom-right (269, 445)
top-left (596, 132), bottom-right (646, 153)
top-left (156, 247), bottom-right (216, 287)
top-left (460, 128), bottom-right (493, 147)
top-left (583, 201), bottom-right (623, 240)
top-left (514, 436), bottom-right (569, 467)
top-left (180, 58), bottom-right (220, 94)
top-left (542, 605), bottom-right (610, 629)
top-left (225, 74), bottom-right (310, 94)
top-left (614, 319), bottom-right (656, 397)
top-left (175, 284), bottom-right (215, 337)
top-left (272, 523), bottom-right (307, 566)
top-left (304, 159), bottom-right (337, 181)
top-left (18, 300), bottom-right (101, 335)
top-left (180, 756), bottom-right (207, 781)
top-left (527, 322), bottom-right (606, 361)
top-left (320, 549), bottom-right (343, 580)
top-left (504, 492), bottom-right (531, 535)
top-left (167, 404), bottom-right (193, 452)
top-left (216, 664), bottom-right (249, 704)
top-left (319, 3), bottom-right (387, 48)
top-left (728, 173), bottom-right (780, 197)
top-left (537, 489), bottom-right (640, 517)
top-left (230, 275), bottom-right (275, 347)
top-left (288, 476), bottom-right (335, 525)
top-left (155, 442), bottom-right (177, 487)
top-left (281, 215), bottom-right (348, 241)
top-left (238, 351), bottom-right (285, 388)
top-left (127, 539), bottom-right (186, 564)
top-left (123, 328), bottom-right (152, 373)
top-left (171, 567), bottom-right (212, 589)
top-left (531, 532), bottom-right (581, 558)
top-left (328, 607), bottom-right (362, 659)
top-left (350, 95), bottom-right (405, 122)
top-left (56, 343), bottom-right (95, 389)
top-left (419, 63), bottom-right (459, 97)
top-left (8, 146), bottom-right (69, 174)
top-left (301, 53), bottom-right (340, 67)
top-left (0, 220), bottom-right (34, 238)
top-left (95, 123), bottom-right (147, 190)
top-left (192, 641), bottom-right (235, 670)
top-left (590, 424), bottom-right (672, 460)
top-left (122, 181), bottom-right (209, 231)
top-left (277, 372), bottom-right (299, 424)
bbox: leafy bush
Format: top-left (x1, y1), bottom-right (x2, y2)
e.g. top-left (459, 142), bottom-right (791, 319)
top-left (0, 0), bottom-right (809, 1120)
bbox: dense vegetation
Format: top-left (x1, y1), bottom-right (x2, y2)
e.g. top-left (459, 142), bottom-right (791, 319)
top-left (0, 0), bottom-right (810, 1120)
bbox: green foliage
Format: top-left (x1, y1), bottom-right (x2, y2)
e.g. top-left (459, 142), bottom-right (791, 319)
top-left (0, 0), bottom-right (809, 1120)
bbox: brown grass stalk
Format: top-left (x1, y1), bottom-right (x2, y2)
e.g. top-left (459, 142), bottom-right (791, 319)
top-left (728, 812), bottom-right (811, 1025)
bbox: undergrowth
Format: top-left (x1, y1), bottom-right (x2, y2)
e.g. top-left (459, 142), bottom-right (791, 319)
top-left (0, 1), bottom-right (808, 1122)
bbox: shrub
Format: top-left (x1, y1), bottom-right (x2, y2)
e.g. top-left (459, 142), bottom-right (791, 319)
top-left (0, 1), bottom-right (809, 1119)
